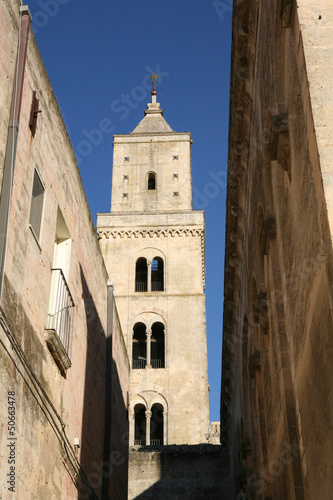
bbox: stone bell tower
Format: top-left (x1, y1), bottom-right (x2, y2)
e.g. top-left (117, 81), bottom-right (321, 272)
top-left (97, 78), bottom-right (210, 446)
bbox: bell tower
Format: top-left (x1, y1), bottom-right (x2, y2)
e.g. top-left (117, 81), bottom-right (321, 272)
top-left (97, 82), bottom-right (210, 446)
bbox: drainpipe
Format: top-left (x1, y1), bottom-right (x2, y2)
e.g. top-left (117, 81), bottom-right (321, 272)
top-left (102, 281), bottom-right (114, 499)
top-left (0, 5), bottom-right (32, 299)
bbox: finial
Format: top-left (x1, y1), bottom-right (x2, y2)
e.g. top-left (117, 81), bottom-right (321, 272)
top-left (148, 72), bottom-right (160, 95)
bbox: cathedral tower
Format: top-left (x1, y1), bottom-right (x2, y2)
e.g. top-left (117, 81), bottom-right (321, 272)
top-left (97, 83), bottom-right (210, 445)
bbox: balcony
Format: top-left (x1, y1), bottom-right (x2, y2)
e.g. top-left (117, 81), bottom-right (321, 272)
top-left (150, 439), bottom-right (161, 446)
top-left (151, 359), bottom-right (163, 368)
top-left (132, 358), bottom-right (146, 369)
top-left (135, 282), bottom-right (147, 292)
top-left (134, 439), bottom-right (145, 446)
top-left (45, 268), bottom-right (74, 374)
top-left (132, 358), bottom-right (163, 369)
top-left (151, 282), bottom-right (162, 292)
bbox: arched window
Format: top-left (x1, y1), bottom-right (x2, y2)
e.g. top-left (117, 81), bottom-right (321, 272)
top-left (150, 404), bottom-right (164, 446)
top-left (151, 257), bottom-right (164, 291)
top-left (135, 258), bottom-right (147, 292)
top-left (148, 172), bottom-right (156, 190)
top-left (132, 323), bottom-right (146, 369)
top-left (151, 322), bottom-right (165, 368)
top-left (134, 404), bottom-right (146, 445)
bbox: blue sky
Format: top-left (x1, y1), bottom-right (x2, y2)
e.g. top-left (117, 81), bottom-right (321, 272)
top-left (31, 0), bottom-right (232, 422)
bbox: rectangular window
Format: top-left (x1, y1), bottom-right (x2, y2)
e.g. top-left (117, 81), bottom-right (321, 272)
top-left (45, 209), bottom-right (74, 374)
top-left (29, 168), bottom-right (45, 241)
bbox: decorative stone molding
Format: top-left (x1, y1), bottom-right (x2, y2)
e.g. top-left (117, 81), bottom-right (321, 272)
top-left (98, 227), bottom-right (206, 289)
top-left (131, 388), bottom-right (170, 411)
top-left (97, 227), bottom-right (203, 239)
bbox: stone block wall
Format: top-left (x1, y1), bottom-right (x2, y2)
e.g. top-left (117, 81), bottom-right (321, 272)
top-left (0, 1), bottom-right (130, 498)
top-left (128, 444), bottom-right (232, 499)
top-left (97, 212), bottom-right (210, 446)
top-left (222, 0), bottom-right (333, 498)
top-left (110, 133), bottom-right (193, 213)
top-left (109, 300), bottom-right (130, 500)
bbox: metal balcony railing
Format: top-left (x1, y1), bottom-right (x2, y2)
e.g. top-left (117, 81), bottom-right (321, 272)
top-left (135, 281), bottom-right (147, 292)
top-left (47, 268), bottom-right (74, 359)
top-left (151, 282), bottom-right (163, 291)
top-left (132, 359), bottom-right (146, 369)
top-left (150, 439), bottom-right (161, 446)
top-left (151, 359), bottom-right (163, 368)
top-left (134, 439), bottom-right (145, 446)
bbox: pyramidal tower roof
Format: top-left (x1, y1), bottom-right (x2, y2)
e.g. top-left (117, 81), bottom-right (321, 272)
top-left (131, 90), bottom-right (173, 134)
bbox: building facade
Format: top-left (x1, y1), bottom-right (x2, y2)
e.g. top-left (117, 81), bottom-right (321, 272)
top-left (97, 91), bottom-right (210, 449)
top-left (0, 2), bottom-right (129, 499)
top-left (222, 1), bottom-right (333, 499)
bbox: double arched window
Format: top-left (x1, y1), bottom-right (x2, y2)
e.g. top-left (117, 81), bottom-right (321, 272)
top-left (134, 402), bottom-right (164, 446)
top-left (135, 257), bottom-right (164, 292)
top-left (132, 321), bottom-right (165, 369)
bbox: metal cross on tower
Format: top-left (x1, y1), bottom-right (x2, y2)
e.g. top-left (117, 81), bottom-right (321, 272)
top-left (148, 72), bottom-right (160, 94)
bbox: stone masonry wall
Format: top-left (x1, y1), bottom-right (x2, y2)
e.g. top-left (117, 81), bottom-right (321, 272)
top-left (0, 1), bottom-right (130, 498)
top-left (222, 0), bottom-right (333, 498)
top-left (128, 444), bottom-right (232, 500)
top-left (97, 108), bottom-right (210, 448)
top-left (109, 300), bottom-right (130, 500)
top-left (111, 133), bottom-right (193, 213)
top-left (97, 212), bottom-right (210, 446)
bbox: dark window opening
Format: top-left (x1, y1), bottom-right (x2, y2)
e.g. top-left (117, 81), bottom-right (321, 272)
top-left (148, 173), bottom-right (156, 190)
top-left (132, 322), bottom-right (146, 369)
top-left (151, 260), bottom-right (158, 272)
top-left (29, 169), bottom-right (45, 241)
top-left (150, 404), bottom-right (163, 445)
top-left (134, 405), bottom-right (146, 445)
top-left (135, 257), bottom-right (147, 292)
top-left (151, 322), bottom-right (165, 368)
top-left (151, 257), bottom-right (164, 291)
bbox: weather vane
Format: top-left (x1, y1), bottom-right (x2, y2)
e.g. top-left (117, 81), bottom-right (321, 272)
top-left (148, 72), bottom-right (160, 94)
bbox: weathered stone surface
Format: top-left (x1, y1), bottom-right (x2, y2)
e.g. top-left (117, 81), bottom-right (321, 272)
top-left (128, 444), bottom-right (232, 499)
top-left (0, 1), bottom-right (129, 498)
top-left (97, 96), bottom-right (210, 451)
top-left (222, 0), bottom-right (333, 499)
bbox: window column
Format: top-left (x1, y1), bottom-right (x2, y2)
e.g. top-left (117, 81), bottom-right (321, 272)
top-left (145, 410), bottom-right (152, 445)
top-left (147, 260), bottom-right (152, 292)
top-left (146, 329), bottom-right (152, 368)
top-left (163, 409), bottom-right (167, 445)
top-left (130, 412), bottom-right (135, 445)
